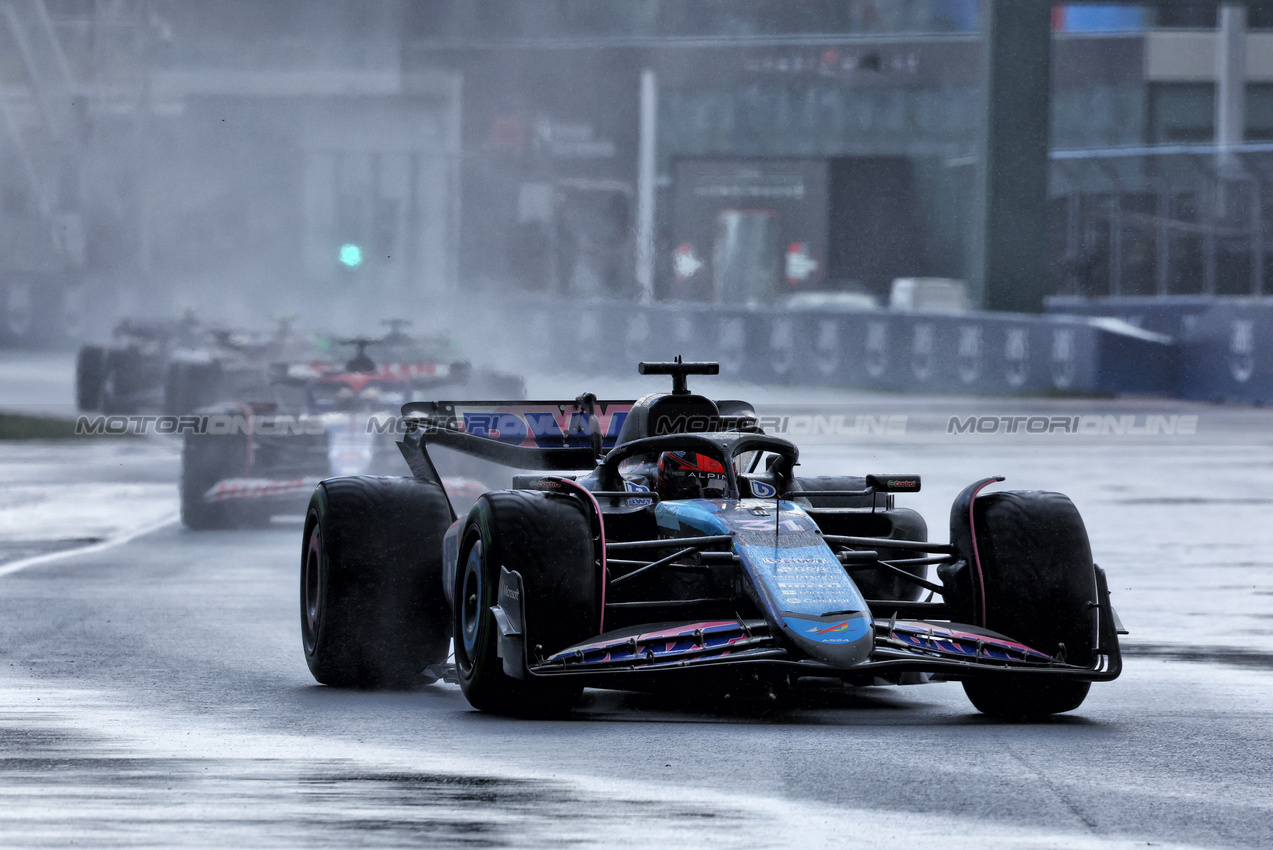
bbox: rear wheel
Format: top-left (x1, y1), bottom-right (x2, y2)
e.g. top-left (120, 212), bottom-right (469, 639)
top-left (301, 476), bottom-right (452, 688)
top-left (860, 508), bottom-right (929, 603)
top-left (454, 490), bottom-right (596, 716)
top-left (943, 488), bottom-right (1098, 718)
top-left (101, 349), bottom-right (144, 414)
top-left (180, 431), bottom-right (247, 530)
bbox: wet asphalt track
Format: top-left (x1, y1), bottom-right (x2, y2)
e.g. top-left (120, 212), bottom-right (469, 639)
top-left (1, 359), bottom-right (1272, 847)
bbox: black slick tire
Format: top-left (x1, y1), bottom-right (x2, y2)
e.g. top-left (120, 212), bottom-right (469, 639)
top-left (453, 490), bottom-right (596, 717)
top-left (301, 476), bottom-right (453, 689)
top-left (944, 489), bottom-right (1098, 718)
top-left (963, 677), bottom-right (1091, 719)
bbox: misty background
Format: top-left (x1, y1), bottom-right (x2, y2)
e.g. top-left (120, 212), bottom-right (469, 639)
top-left (1, 1), bottom-right (1270, 354)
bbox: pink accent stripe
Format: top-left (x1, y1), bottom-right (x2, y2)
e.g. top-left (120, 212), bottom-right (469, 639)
top-left (967, 478), bottom-right (999, 628)
top-left (892, 620), bottom-right (1047, 657)
top-left (558, 620), bottom-right (742, 656)
top-left (635, 620), bottom-right (738, 642)
top-left (550, 477), bottom-right (608, 634)
top-left (209, 477), bottom-right (315, 501)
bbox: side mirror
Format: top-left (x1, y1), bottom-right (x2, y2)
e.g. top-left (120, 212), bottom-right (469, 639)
top-left (866, 475), bottom-right (921, 493)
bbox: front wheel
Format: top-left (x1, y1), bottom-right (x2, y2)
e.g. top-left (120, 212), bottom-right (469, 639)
top-left (963, 678), bottom-right (1091, 718)
top-left (301, 476), bottom-right (452, 689)
top-left (453, 490), bottom-right (596, 716)
top-left (943, 488), bottom-right (1100, 718)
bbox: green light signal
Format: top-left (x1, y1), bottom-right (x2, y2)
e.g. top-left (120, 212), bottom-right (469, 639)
top-left (339, 243), bottom-right (363, 268)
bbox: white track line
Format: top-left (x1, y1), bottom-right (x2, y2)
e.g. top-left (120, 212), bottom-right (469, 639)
top-left (0, 513), bottom-right (179, 578)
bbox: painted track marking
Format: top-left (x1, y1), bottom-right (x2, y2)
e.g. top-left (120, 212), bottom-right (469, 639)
top-left (0, 513), bottom-right (179, 578)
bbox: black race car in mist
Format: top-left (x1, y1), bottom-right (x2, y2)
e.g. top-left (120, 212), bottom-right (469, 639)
top-left (180, 332), bottom-right (524, 530)
top-left (75, 315), bottom-right (315, 416)
top-left (299, 358), bottom-right (1124, 718)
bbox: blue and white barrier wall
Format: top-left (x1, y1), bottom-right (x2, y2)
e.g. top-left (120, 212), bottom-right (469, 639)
top-left (1046, 295), bottom-right (1273, 403)
top-left (502, 297), bottom-right (1176, 397)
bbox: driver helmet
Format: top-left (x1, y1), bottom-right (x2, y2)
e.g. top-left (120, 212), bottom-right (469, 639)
top-left (656, 451), bottom-right (727, 500)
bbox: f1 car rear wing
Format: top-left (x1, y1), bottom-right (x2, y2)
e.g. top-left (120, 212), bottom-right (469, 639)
top-left (398, 397), bottom-right (635, 474)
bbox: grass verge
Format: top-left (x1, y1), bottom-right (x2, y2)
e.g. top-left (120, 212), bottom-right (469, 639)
top-left (0, 412), bottom-right (131, 440)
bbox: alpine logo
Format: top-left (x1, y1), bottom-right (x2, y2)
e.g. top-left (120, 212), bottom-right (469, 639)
top-left (957, 325), bottom-right (982, 384)
top-left (770, 317), bottom-right (795, 377)
top-left (865, 321), bottom-right (888, 379)
top-left (1005, 327), bottom-right (1029, 388)
top-left (1230, 319), bottom-right (1255, 383)
top-left (749, 480), bottom-right (777, 498)
top-left (911, 323), bottom-right (935, 381)
top-left (1051, 328), bottom-right (1077, 389)
top-left (815, 319), bottom-right (840, 377)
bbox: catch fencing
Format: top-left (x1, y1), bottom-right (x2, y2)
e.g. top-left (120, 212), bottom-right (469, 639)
top-left (1051, 144), bottom-right (1273, 300)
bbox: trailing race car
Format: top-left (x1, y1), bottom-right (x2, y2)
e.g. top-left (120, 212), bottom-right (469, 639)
top-left (76, 314), bottom-right (205, 414)
top-left (75, 315), bottom-right (315, 415)
top-left (181, 336), bottom-right (522, 529)
top-left (299, 358), bottom-right (1124, 718)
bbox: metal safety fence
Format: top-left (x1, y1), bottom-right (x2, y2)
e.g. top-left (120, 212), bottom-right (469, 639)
top-left (1050, 144), bottom-right (1273, 299)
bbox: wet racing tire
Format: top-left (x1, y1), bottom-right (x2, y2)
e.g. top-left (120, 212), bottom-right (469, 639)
top-left (964, 677), bottom-right (1092, 719)
top-left (179, 430), bottom-right (248, 530)
top-left (75, 346), bottom-right (106, 411)
top-left (301, 476), bottom-right (453, 689)
top-left (100, 348), bottom-right (145, 414)
top-left (944, 488), bottom-right (1098, 718)
top-left (454, 490), bottom-right (597, 716)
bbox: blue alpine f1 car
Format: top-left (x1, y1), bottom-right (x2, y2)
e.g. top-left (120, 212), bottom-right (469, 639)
top-left (300, 359), bottom-right (1123, 717)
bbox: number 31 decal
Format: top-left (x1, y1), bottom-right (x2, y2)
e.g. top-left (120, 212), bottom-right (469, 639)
top-left (736, 518), bottom-right (805, 532)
